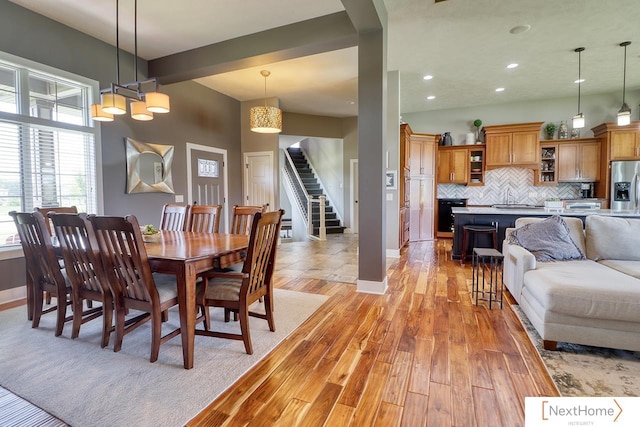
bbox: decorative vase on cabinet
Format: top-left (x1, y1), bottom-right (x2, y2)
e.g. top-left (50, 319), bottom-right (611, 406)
top-left (558, 121), bottom-right (569, 139)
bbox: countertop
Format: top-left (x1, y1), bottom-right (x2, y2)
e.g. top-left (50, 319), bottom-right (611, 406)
top-left (452, 207), bottom-right (640, 217)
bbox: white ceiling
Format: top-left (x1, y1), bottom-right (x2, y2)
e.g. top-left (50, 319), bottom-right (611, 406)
top-left (8, 0), bottom-right (640, 118)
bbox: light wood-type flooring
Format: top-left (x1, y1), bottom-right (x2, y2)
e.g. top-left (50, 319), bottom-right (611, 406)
top-left (188, 236), bottom-right (558, 426)
top-left (0, 236), bottom-right (558, 426)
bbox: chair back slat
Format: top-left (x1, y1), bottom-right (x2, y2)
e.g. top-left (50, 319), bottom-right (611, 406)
top-left (242, 210), bottom-right (284, 297)
top-left (230, 205), bottom-right (266, 235)
top-left (159, 204), bottom-right (189, 231)
top-left (186, 204), bottom-right (221, 233)
top-left (89, 215), bottom-right (157, 303)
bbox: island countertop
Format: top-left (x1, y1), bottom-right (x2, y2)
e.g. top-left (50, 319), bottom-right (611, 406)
top-left (452, 207), bottom-right (640, 217)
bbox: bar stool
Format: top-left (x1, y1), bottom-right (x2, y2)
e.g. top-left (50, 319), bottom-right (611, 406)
top-left (461, 223), bottom-right (498, 264)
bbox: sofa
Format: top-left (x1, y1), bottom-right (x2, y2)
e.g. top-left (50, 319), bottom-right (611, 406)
top-left (503, 214), bottom-right (640, 352)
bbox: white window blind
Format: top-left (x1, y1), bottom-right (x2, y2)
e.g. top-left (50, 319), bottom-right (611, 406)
top-left (0, 55), bottom-right (98, 247)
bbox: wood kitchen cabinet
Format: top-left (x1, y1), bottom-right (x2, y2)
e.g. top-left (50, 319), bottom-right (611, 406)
top-left (592, 121), bottom-right (640, 160)
top-left (409, 133), bottom-right (436, 241)
top-left (591, 121), bottom-right (640, 200)
top-left (437, 146), bottom-right (468, 184)
top-left (557, 139), bottom-right (601, 182)
top-left (399, 123), bottom-right (412, 248)
top-left (484, 122), bottom-right (543, 168)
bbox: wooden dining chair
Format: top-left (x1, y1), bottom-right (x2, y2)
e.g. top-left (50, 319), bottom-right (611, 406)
top-left (217, 205), bottom-right (267, 270)
top-left (88, 214), bottom-right (183, 362)
top-left (35, 206), bottom-right (78, 236)
top-left (34, 206), bottom-right (78, 305)
top-left (159, 203), bottom-right (189, 231)
top-left (185, 204), bottom-right (221, 233)
top-left (196, 209), bottom-right (284, 355)
top-left (229, 205), bottom-right (267, 235)
top-left (9, 211), bottom-right (73, 336)
top-left (49, 212), bottom-right (113, 347)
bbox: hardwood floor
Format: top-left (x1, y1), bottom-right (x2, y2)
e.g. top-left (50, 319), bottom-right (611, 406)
top-left (0, 236), bottom-right (558, 426)
top-left (188, 238), bottom-right (558, 426)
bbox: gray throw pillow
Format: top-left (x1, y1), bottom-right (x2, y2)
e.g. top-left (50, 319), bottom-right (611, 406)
top-left (508, 215), bottom-right (585, 262)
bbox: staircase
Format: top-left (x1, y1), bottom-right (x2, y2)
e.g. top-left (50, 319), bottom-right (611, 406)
top-left (286, 147), bottom-right (345, 235)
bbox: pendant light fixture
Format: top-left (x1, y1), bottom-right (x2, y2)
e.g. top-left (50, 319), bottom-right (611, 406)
top-left (617, 41), bottom-right (632, 126)
top-left (250, 70), bottom-right (282, 133)
top-left (91, 0), bottom-right (170, 122)
top-left (572, 47), bottom-right (585, 129)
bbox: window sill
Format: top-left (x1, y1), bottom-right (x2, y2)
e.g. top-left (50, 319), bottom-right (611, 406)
top-left (0, 246), bottom-right (24, 261)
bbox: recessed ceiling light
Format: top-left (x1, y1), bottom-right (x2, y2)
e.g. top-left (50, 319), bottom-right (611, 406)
top-left (495, 87), bottom-right (505, 92)
top-left (427, 95), bottom-right (436, 100)
top-left (509, 24), bottom-right (531, 34)
top-left (507, 63), bottom-right (518, 69)
top-left (423, 75), bottom-right (433, 80)
top-left (574, 79), bottom-right (585, 84)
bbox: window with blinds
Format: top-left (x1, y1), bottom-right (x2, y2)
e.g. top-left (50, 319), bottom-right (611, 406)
top-left (0, 56), bottom-right (98, 247)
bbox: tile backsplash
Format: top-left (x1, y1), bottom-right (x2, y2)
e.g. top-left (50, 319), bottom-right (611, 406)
top-left (437, 167), bottom-right (581, 205)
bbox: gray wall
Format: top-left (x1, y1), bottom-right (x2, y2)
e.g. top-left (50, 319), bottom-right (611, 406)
top-left (402, 90), bottom-right (640, 142)
top-left (101, 81), bottom-right (242, 225)
top-left (0, 1), bottom-right (242, 294)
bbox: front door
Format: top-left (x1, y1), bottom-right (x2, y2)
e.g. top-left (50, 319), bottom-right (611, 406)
top-left (244, 151), bottom-right (274, 210)
top-left (186, 143), bottom-right (228, 232)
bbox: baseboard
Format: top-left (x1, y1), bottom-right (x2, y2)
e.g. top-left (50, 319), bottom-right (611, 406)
top-left (357, 277), bottom-right (388, 295)
top-left (386, 248), bottom-right (400, 258)
top-left (0, 286), bottom-right (26, 305)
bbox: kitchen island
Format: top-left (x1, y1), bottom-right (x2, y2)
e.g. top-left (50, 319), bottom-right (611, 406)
top-left (451, 206), bottom-right (640, 260)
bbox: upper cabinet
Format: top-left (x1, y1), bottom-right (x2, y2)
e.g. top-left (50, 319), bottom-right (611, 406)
top-left (592, 121), bottom-right (640, 161)
top-left (437, 146), bottom-right (468, 184)
top-left (556, 139), bottom-right (601, 182)
top-left (484, 122), bottom-right (543, 169)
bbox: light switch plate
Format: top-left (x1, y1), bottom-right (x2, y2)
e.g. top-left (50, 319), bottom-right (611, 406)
top-left (386, 193), bottom-right (393, 201)
top-left (175, 195), bottom-right (184, 203)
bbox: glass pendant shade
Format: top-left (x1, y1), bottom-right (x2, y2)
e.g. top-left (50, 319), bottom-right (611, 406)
top-left (91, 104), bottom-right (114, 122)
top-left (130, 100), bottom-right (154, 121)
top-left (250, 105), bottom-right (283, 133)
top-left (572, 113), bottom-right (585, 129)
top-left (101, 92), bottom-right (127, 115)
top-left (145, 92), bottom-right (170, 113)
top-left (617, 103), bottom-right (631, 126)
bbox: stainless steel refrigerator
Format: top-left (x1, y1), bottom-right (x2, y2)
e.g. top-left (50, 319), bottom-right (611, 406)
top-left (611, 160), bottom-right (640, 211)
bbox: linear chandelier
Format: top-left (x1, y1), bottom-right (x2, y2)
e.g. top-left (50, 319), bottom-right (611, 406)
top-left (91, 0), bottom-right (170, 122)
top-left (250, 70), bottom-right (282, 133)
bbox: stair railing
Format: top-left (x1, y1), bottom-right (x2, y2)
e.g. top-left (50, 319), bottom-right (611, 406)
top-left (308, 195), bottom-right (326, 240)
top-left (282, 149), bottom-right (326, 240)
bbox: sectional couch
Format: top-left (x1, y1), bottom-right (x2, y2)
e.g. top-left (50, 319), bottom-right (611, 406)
top-left (502, 215), bottom-right (640, 352)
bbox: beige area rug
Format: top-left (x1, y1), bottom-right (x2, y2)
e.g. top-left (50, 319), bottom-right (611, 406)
top-left (512, 305), bottom-right (640, 397)
top-left (0, 289), bottom-right (328, 427)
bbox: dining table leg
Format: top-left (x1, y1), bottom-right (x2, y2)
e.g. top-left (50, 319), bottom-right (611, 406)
top-left (177, 263), bottom-right (197, 369)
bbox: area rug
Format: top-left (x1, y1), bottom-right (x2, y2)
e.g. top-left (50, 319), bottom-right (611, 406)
top-left (0, 289), bottom-right (328, 427)
top-left (512, 305), bottom-right (640, 397)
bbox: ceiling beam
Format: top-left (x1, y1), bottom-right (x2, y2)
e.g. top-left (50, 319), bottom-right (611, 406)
top-left (149, 11), bottom-right (357, 85)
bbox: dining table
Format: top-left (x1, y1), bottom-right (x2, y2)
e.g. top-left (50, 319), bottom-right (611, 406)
top-left (144, 230), bottom-right (249, 369)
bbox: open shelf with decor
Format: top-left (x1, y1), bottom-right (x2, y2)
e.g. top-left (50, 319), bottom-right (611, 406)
top-left (536, 142), bottom-right (557, 185)
top-left (468, 147), bottom-right (485, 186)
